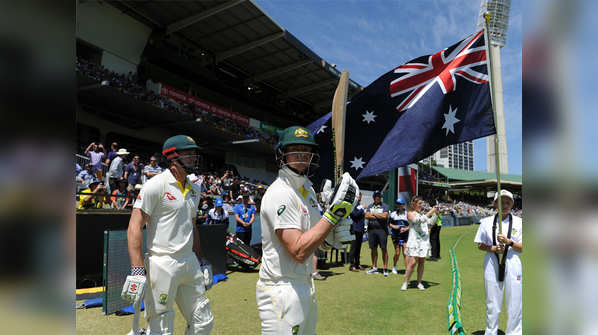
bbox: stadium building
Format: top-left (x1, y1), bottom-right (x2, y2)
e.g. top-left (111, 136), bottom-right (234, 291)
top-left (421, 141), bottom-right (475, 171)
top-left (75, 0), bottom-right (367, 289)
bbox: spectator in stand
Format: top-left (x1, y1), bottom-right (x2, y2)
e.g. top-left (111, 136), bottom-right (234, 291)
top-left (222, 194), bottom-right (234, 214)
top-left (84, 142), bottom-right (106, 181)
top-left (202, 177), bottom-right (212, 198)
top-left (77, 180), bottom-right (108, 210)
top-left (106, 148), bottom-right (129, 192)
top-left (230, 177), bottom-right (241, 200)
top-left (234, 192), bottom-right (255, 246)
top-left (76, 162), bottom-right (82, 176)
top-left (196, 199), bottom-right (210, 225)
top-left (128, 184), bottom-right (143, 210)
top-left (124, 155), bottom-right (143, 192)
top-left (105, 142), bottom-right (119, 166)
top-left (142, 155), bottom-right (162, 183)
top-left (221, 170), bottom-right (233, 198)
top-left (206, 198), bottom-right (229, 225)
top-left (110, 178), bottom-right (131, 211)
top-left (77, 163), bottom-right (97, 188)
top-left (210, 177), bottom-right (223, 197)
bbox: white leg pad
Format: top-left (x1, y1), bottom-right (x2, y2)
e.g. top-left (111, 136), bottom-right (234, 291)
top-left (147, 311), bottom-right (175, 335)
top-left (183, 298), bottom-right (214, 335)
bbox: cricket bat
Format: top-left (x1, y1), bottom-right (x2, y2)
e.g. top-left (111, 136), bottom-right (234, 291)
top-left (331, 70), bottom-right (350, 185)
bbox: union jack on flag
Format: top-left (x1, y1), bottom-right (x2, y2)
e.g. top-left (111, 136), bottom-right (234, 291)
top-left (307, 29), bottom-right (495, 183)
top-left (389, 30), bottom-right (488, 112)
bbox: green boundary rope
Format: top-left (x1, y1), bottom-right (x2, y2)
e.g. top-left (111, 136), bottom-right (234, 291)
top-left (448, 232), bottom-right (468, 335)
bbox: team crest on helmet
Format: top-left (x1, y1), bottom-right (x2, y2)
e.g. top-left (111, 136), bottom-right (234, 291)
top-left (294, 128), bottom-right (309, 138)
top-left (186, 136), bottom-right (196, 143)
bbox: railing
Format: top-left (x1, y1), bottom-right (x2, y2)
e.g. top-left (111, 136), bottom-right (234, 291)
top-left (75, 153), bottom-right (109, 179)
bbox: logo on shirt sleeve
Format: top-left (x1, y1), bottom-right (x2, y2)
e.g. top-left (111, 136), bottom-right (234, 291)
top-left (277, 205), bottom-right (286, 216)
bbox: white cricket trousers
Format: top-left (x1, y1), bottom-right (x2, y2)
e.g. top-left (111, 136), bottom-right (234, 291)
top-left (145, 253), bottom-right (214, 335)
top-left (483, 253), bottom-right (522, 335)
top-left (256, 278), bottom-right (317, 335)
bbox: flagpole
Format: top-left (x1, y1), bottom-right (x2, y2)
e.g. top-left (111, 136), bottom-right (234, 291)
top-left (484, 12), bottom-right (503, 235)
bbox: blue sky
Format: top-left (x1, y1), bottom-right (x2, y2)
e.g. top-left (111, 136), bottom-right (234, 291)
top-left (255, 0), bottom-right (522, 175)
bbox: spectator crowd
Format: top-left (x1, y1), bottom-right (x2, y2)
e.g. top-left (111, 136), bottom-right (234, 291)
top-left (76, 57), bottom-right (278, 146)
top-left (76, 141), bottom-right (268, 215)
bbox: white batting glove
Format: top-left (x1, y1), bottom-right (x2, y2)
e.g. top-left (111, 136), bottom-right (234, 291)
top-left (334, 218), bottom-right (355, 243)
top-left (320, 179), bottom-right (333, 204)
top-left (323, 229), bottom-right (344, 250)
top-left (121, 269), bottom-right (146, 305)
top-left (323, 173), bottom-right (359, 225)
top-left (200, 259), bottom-right (213, 290)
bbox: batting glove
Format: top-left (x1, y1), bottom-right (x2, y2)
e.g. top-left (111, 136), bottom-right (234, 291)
top-left (320, 179), bottom-right (333, 204)
top-left (323, 173), bottom-right (359, 225)
top-left (121, 267), bottom-right (146, 305)
top-left (334, 218), bottom-right (355, 243)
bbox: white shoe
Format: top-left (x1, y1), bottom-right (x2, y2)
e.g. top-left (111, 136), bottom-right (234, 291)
top-left (383, 270), bottom-right (389, 277)
top-left (417, 283), bottom-right (425, 290)
top-left (401, 283), bottom-right (407, 291)
top-left (392, 267), bottom-right (398, 275)
top-left (366, 267), bottom-right (378, 275)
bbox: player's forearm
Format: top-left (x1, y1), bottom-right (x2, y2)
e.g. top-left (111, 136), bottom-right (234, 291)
top-left (283, 219), bottom-right (333, 264)
top-left (127, 209), bottom-right (146, 267)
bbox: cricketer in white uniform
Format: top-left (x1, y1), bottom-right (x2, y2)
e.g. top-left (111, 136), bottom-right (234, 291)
top-left (122, 135), bottom-right (214, 335)
top-left (474, 190), bottom-right (522, 335)
top-left (256, 126), bottom-right (358, 335)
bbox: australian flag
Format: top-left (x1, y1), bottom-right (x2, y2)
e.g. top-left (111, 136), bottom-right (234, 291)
top-left (307, 29), bottom-right (496, 184)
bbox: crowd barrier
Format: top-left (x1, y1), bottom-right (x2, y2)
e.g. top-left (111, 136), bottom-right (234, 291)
top-left (440, 215), bottom-right (482, 227)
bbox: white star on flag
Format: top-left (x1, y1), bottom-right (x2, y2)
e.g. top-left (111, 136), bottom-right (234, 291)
top-left (316, 124), bottom-right (327, 134)
top-left (349, 157), bottom-right (365, 170)
top-left (362, 110), bottom-right (377, 124)
top-left (442, 105), bottom-right (460, 135)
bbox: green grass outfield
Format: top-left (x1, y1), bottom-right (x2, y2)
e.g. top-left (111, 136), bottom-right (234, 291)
top-left (76, 225), bottom-right (510, 334)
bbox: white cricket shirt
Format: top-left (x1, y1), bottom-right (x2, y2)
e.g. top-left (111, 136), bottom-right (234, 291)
top-left (258, 168), bottom-right (321, 282)
top-left (134, 169), bottom-right (201, 256)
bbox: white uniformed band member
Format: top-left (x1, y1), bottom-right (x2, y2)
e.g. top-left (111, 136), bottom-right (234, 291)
top-left (256, 126), bottom-right (359, 335)
top-left (122, 135), bottom-right (214, 335)
top-left (474, 189), bottom-right (522, 335)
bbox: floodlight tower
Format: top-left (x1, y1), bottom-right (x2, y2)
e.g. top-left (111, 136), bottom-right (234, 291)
top-left (478, 0), bottom-right (511, 174)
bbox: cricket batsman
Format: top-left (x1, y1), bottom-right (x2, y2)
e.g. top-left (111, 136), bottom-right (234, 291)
top-left (256, 126), bottom-right (359, 335)
top-left (122, 135), bottom-right (214, 335)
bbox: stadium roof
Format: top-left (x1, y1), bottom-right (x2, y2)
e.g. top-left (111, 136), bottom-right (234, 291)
top-left (106, 0), bottom-right (362, 123)
top-left (431, 166), bottom-right (522, 184)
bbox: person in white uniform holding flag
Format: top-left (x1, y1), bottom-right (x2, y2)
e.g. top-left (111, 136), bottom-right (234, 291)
top-left (256, 126), bottom-right (358, 335)
top-left (122, 135), bottom-right (214, 335)
top-left (474, 189), bottom-right (522, 335)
